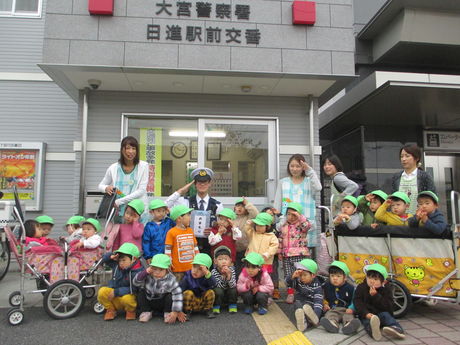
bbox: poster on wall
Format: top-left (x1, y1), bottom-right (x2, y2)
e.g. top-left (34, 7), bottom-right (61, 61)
top-left (0, 142), bottom-right (46, 211)
top-left (139, 128), bottom-right (162, 196)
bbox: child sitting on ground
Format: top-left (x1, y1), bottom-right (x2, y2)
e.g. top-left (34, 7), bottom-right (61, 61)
top-left (237, 252), bottom-right (274, 315)
top-left (63, 215), bottom-right (85, 243)
top-left (180, 253), bottom-right (217, 320)
top-left (278, 202), bottom-right (311, 304)
top-left (409, 191), bottom-right (447, 235)
top-left (375, 192), bottom-right (412, 226)
top-left (333, 196), bottom-right (363, 230)
top-left (288, 258), bottom-right (323, 331)
top-left (73, 218), bottom-right (102, 249)
top-left (35, 215), bottom-right (55, 238)
top-left (354, 264), bottom-right (405, 341)
top-left (165, 205), bottom-right (199, 281)
top-left (109, 199), bottom-right (145, 252)
top-left (358, 190), bottom-right (388, 228)
top-left (133, 253), bottom-right (186, 324)
top-left (320, 261), bottom-right (360, 335)
top-left (208, 208), bottom-right (242, 262)
top-left (142, 199), bottom-right (175, 263)
top-left (211, 246), bottom-right (238, 315)
top-left (97, 243), bottom-right (143, 321)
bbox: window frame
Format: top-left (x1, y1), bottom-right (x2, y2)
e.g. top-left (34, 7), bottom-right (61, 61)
top-left (0, 0), bottom-right (43, 18)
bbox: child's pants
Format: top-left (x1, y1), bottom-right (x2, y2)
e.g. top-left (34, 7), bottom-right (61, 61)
top-left (323, 307), bottom-right (355, 325)
top-left (136, 290), bottom-right (172, 313)
top-left (361, 312), bottom-right (402, 335)
top-left (214, 287), bottom-right (237, 306)
top-left (270, 255), bottom-right (279, 289)
top-left (98, 287), bottom-right (137, 312)
top-left (283, 255), bottom-right (307, 287)
top-left (241, 291), bottom-right (269, 309)
top-left (183, 290), bottom-right (215, 312)
top-left (295, 297), bottom-right (322, 319)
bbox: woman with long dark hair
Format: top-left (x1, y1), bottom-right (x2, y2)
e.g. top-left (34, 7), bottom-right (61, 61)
top-left (98, 136), bottom-right (149, 223)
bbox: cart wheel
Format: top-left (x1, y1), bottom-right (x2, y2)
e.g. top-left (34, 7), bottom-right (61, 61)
top-left (8, 291), bottom-right (23, 307)
top-left (92, 299), bottom-right (105, 314)
top-left (390, 279), bottom-right (412, 318)
top-left (0, 239), bottom-right (11, 281)
top-left (85, 287), bottom-right (96, 299)
top-left (43, 279), bottom-right (85, 319)
top-left (7, 308), bottom-right (24, 326)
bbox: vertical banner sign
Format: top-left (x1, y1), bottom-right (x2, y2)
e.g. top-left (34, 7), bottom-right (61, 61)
top-left (139, 128), bottom-right (162, 196)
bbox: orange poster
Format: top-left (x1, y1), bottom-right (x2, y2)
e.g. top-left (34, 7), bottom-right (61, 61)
top-left (0, 149), bottom-right (37, 200)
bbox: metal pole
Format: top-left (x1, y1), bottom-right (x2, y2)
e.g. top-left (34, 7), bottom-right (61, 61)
top-left (79, 89), bottom-right (90, 214)
top-left (308, 95), bottom-right (316, 169)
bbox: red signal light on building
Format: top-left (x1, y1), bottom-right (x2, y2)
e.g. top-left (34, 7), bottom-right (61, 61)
top-left (88, 0), bottom-right (114, 15)
top-left (292, 1), bottom-right (316, 25)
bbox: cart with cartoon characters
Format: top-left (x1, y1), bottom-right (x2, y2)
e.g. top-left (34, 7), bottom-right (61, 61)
top-left (333, 190), bottom-right (460, 318)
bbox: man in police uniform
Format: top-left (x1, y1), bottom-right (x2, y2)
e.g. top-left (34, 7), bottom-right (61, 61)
top-left (165, 167), bottom-right (223, 255)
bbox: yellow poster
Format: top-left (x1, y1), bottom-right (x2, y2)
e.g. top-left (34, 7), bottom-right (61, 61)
top-left (139, 128), bottom-right (162, 196)
top-left (0, 149), bottom-right (37, 200)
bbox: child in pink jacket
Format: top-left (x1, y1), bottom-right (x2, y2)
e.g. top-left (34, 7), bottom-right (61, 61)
top-left (237, 252), bottom-right (274, 315)
top-left (278, 202), bottom-right (311, 304)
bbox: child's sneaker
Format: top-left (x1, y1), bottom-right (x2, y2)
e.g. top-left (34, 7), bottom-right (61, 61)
top-left (125, 310), bottom-right (136, 320)
top-left (320, 317), bottom-right (339, 333)
top-left (212, 306), bottom-right (221, 315)
top-left (258, 307), bottom-right (268, 315)
top-left (369, 315), bottom-right (382, 341)
top-left (342, 318), bottom-right (361, 335)
top-left (228, 304), bottom-right (238, 313)
top-left (244, 306), bottom-right (253, 314)
top-left (295, 308), bottom-right (307, 332)
top-left (103, 309), bottom-right (117, 321)
top-left (272, 289), bottom-right (281, 300)
top-left (302, 304), bottom-right (319, 326)
top-left (139, 311), bottom-right (152, 323)
top-left (205, 309), bottom-right (216, 319)
top-left (382, 326), bottom-right (405, 339)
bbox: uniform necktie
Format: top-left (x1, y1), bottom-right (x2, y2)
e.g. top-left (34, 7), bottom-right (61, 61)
top-left (199, 199), bottom-right (205, 210)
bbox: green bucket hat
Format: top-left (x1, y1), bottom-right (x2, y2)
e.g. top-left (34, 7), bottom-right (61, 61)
top-left (217, 208), bottom-right (236, 220)
top-left (149, 199), bottom-right (167, 210)
top-left (170, 204), bottom-right (194, 221)
top-left (357, 195), bottom-right (365, 203)
top-left (253, 212), bottom-right (273, 226)
top-left (82, 218), bottom-right (101, 233)
top-left (342, 195), bottom-right (358, 208)
top-left (192, 253), bottom-right (213, 268)
top-left (294, 258), bottom-right (318, 274)
top-left (66, 215), bottom-right (85, 225)
top-left (370, 190), bottom-right (388, 202)
top-left (35, 215), bottom-right (55, 225)
top-left (365, 263), bottom-right (388, 280)
top-left (150, 254), bottom-right (171, 269)
top-left (286, 202), bottom-right (303, 214)
top-left (389, 191), bottom-right (410, 204)
top-left (417, 191), bottom-right (439, 204)
top-left (329, 260), bottom-right (350, 276)
top-left (114, 242), bottom-right (140, 258)
top-left (235, 198), bottom-right (245, 205)
top-left (127, 199), bottom-right (145, 215)
top-left (243, 252), bottom-right (265, 266)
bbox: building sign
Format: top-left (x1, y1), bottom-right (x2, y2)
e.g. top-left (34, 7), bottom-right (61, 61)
top-left (140, 128), bottom-right (163, 196)
top-left (424, 131), bottom-right (460, 152)
top-left (147, 1), bottom-right (260, 45)
top-left (0, 142), bottom-right (46, 211)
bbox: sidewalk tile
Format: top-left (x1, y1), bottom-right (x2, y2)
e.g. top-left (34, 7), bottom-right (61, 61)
top-left (441, 332), bottom-right (460, 341)
top-left (409, 317), bottom-right (438, 325)
top-left (427, 323), bottom-right (456, 332)
top-left (398, 320), bottom-right (421, 330)
top-left (441, 320), bottom-right (460, 327)
top-left (348, 340), bottom-right (366, 345)
top-left (406, 328), bottom-right (438, 338)
top-left (389, 334), bottom-right (424, 345)
top-left (420, 337), bottom-right (456, 345)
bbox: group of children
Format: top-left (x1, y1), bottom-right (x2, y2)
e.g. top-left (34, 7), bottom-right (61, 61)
top-left (333, 189), bottom-right (448, 235)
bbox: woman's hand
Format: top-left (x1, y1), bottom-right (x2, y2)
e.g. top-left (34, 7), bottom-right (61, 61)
top-left (177, 181), bottom-right (194, 196)
top-left (105, 185), bottom-right (115, 195)
top-left (300, 160), bottom-right (310, 171)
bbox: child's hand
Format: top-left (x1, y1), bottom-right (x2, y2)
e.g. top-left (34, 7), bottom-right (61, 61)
top-left (272, 208), bottom-right (280, 216)
top-left (369, 286), bottom-right (377, 296)
top-left (74, 241), bottom-right (83, 249)
top-left (370, 223), bottom-right (379, 229)
top-left (415, 208), bottom-right (424, 218)
top-left (246, 219), bottom-right (253, 226)
top-left (323, 304), bottom-right (330, 312)
top-left (420, 212), bottom-right (428, 222)
top-left (177, 311), bottom-right (187, 323)
top-left (201, 265), bottom-right (209, 276)
top-left (385, 199), bottom-right (392, 206)
top-left (132, 212), bottom-right (140, 222)
top-left (165, 311), bottom-right (178, 324)
top-left (107, 290), bottom-right (115, 301)
top-left (227, 219), bottom-right (234, 228)
top-left (146, 266), bottom-right (154, 275)
top-left (341, 214), bottom-right (350, 222)
top-left (218, 226), bottom-right (227, 235)
top-left (365, 193), bottom-right (374, 202)
top-left (345, 308), bottom-right (354, 314)
top-left (110, 253), bottom-right (119, 261)
top-left (366, 313), bottom-right (374, 319)
top-left (241, 197), bottom-right (248, 206)
top-left (251, 286), bottom-right (258, 294)
top-left (292, 270), bottom-right (301, 279)
top-left (146, 258), bottom-right (151, 265)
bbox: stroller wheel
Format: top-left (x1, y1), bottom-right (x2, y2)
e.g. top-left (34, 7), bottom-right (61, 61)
top-left (92, 299), bottom-right (105, 314)
top-left (85, 287), bottom-right (96, 299)
top-left (43, 279), bottom-right (85, 319)
top-left (8, 291), bottom-right (23, 307)
top-left (390, 279), bottom-right (412, 318)
top-left (7, 308), bottom-right (24, 326)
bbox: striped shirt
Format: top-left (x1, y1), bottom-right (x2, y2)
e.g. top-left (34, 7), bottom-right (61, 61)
top-left (211, 266), bottom-right (236, 289)
top-left (286, 276), bottom-right (323, 316)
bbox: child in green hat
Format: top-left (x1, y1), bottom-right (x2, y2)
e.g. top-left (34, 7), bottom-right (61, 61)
top-left (354, 264), bottom-right (405, 341)
top-left (357, 190), bottom-right (388, 228)
top-left (208, 208), bottom-right (242, 262)
top-left (211, 246), bottom-right (238, 315)
top-left (409, 191), bottom-right (447, 235)
top-left (98, 242), bottom-right (143, 321)
top-left (35, 215), bottom-right (55, 238)
top-left (142, 199), bottom-right (175, 264)
top-left (74, 218), bottom-right (102, 249)
top-left (108, 199), bottom-right (145, 252)
top-left (375, 191), bottom-right (412, 226)
top-left (237, 252), bottom-right (274, 315)
top-left (333, 196), bottom-right (363, 230)
top-left (278, 202), bottom-right (311, 304)
top-left (63, 215), bottom-right (85, 243)
top-left (133, 254), bottom-right (186, 324)
top-left (179, 253), bottom-right (217, 320)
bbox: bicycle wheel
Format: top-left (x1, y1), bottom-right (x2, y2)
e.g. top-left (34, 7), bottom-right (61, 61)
top-left (0, 238), bottom-right (11, 281)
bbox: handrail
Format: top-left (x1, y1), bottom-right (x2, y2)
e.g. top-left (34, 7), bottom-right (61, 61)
top-left (451, 190), bottom-right (460, 230)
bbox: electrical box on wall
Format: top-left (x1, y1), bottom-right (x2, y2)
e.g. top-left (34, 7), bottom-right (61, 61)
top-left (88, 0), bottom-right (114, 15)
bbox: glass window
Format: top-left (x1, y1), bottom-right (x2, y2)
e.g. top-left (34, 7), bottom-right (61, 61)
top-left (0, 0), bottom-right (41, 17)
